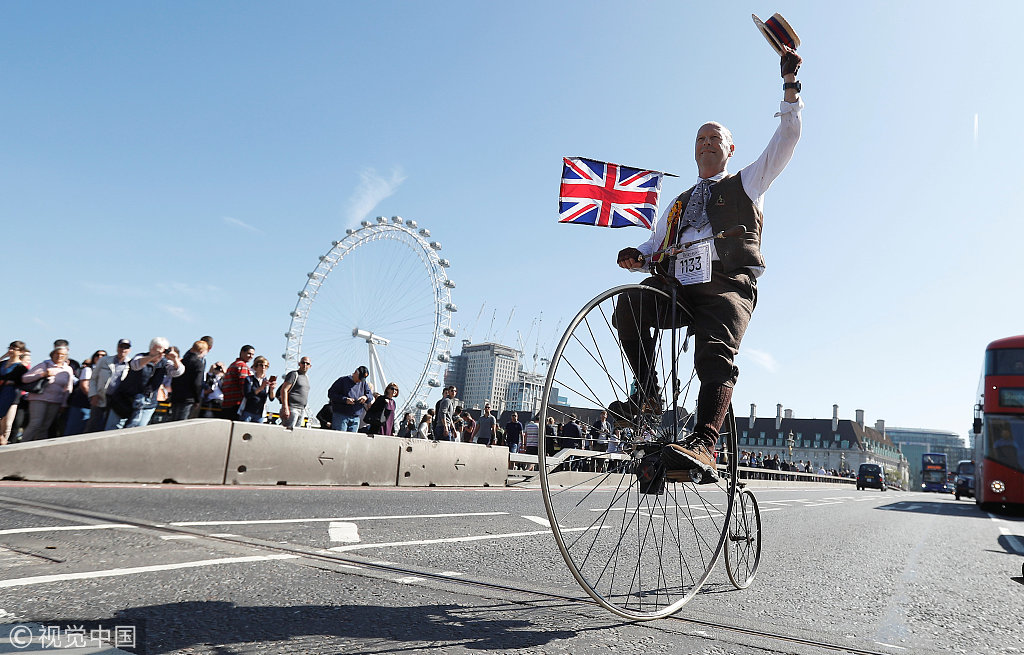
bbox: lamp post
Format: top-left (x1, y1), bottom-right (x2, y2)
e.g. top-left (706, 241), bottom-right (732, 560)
top-left (840, 451), bottom-right (847, 476)
top-left (787, 430), bottom-right (795, 462)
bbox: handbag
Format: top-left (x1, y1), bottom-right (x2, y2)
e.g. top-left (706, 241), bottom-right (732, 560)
top-left (21, 375), bottom-right (50, 395)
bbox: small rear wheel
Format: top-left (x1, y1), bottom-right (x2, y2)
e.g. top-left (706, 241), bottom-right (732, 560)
top-left (724, 488), bottom-right (762, 589)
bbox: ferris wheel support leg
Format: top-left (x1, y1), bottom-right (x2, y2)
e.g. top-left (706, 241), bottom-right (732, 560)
top-left (367, 342), bottom-right (389, 393)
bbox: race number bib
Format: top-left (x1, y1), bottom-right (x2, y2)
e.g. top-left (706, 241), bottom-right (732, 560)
top-left (675, 241), bottom-right (711, 285)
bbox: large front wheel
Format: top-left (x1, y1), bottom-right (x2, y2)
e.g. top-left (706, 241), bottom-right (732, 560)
top-left (538, 284), bottom-right (738, 620)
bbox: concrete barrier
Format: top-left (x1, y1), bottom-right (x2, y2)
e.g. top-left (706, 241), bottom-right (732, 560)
top-left (398, 438), bottom-right (507, 487)
top-left (224, 422), bottom-right (403, 486)
top-left (0, 419), bottom-right (231, 484)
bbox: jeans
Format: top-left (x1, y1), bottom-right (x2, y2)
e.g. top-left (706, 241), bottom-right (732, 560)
top-left (282, 406), bottom-right (305, 429)
top-left (85, 406), bottom-right (108, 433)
top-left (240, 411), bottom-right (265, 423)
top-left (169, 401), bottom-right (195, 422)
top-left (332, 413), bottom-right (360, 433)
top-left (127, 407), bottom-right (156, 428)
top-left (507, 441), bottom-right (520, 453)
top-left (63, 406), bottom-right (90, 436)
top-left (107, 406), bottom-right (155, 430)
top-left (105, 409), bottom-right (128, 431)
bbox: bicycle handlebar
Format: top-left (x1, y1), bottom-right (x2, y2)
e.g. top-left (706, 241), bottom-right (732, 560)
top-left (624, 225), bottom-right (745, 271)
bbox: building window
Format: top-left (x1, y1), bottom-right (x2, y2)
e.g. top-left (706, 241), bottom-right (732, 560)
top-left (841, 440), bottom-right (849, 449)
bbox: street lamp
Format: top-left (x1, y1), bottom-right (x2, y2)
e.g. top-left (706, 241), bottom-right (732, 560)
top-left (787, 430), bottom-right (795, 461)
top-left (840, 451), bottom-right (847, 475)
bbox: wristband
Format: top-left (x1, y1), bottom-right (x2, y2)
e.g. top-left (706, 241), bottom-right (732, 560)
top-left (783, 81), bottom-right (801, 92)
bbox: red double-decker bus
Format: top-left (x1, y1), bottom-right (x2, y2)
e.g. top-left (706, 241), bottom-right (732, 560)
top-left (973, 335), bottom-right (1024, 510)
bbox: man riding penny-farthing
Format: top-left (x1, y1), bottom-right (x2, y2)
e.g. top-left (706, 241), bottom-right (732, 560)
top-left (539, 14), bottom-right (802, 620)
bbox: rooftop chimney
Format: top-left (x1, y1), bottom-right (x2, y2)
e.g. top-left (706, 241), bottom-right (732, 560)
top-left (784, 408), bottom-right (793, 420)
top-left (856, 409), bottom-right (865, 427)
top-left (832, 404), bottom-right (839, 432)
top-left (875, 419), bottom-right (885, 436)
top-left (749, 403), bottom-right (756, 429)
top-left (776, 403), bottom-right (783, 430)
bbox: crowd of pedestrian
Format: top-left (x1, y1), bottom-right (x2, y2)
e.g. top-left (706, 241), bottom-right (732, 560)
top-left (0, 336), bottom-right (328, 443)
top-left (738, 450), bottom-right (845, 479)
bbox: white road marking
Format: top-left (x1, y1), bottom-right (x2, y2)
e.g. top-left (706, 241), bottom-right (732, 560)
top-left (592, 506), bottom-right (725, 519)
top-left (802, 502), bottom-right (844, 507)
top-left (522, 515), bottom-right (551, 527)
top-left (0, 524), bottom-right (136, 535)
top-left (0, 554), bottom-right (299, 589)
top-left (171, 511), bottom-right (507, 527)
top-left (329, 525), bottom-right (606, 553)
top-left (159, 535), bottom-right (197, 540)
top-left (394, 576), bottom-right (425, 584)
top-left (998, 527), bottom-right (1024, 554)
top-left (328, 521), bottom-right (360, 543)
top-left (208, 533), bottom-right (239, 538)
top-left (875, 641), bottom-right (907, 650)
top-left (439, 571), bottom-right (464, 576)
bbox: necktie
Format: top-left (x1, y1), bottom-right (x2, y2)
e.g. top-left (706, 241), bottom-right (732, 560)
top-left (683, 179), bottom-right (713, 230)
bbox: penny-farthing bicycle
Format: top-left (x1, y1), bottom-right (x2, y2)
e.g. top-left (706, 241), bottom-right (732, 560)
top-left (538, 237), bottom-right (761, 620)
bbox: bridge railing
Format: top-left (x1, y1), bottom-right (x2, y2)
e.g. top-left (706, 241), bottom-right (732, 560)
top-left (507, 450), bottom-right (857, 486)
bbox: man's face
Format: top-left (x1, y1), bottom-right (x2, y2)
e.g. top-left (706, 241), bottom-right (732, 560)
top-left (695, 123), bottom-right (733, 174)
top-left (117, 344), bottom-right (131, 359)
top-left (299, 358), bottom-right (311, 372)
top-left (484, 405), bottom-right (491, 415)
top-left (352, 369), bottom-right (362, 382)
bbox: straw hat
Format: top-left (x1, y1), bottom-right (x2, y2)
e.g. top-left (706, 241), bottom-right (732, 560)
top-left (751, 13), bottom-right (800, 56)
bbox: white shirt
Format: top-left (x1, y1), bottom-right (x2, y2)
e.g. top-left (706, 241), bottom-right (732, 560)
top-left (638, 99), bottom-right (803, 276)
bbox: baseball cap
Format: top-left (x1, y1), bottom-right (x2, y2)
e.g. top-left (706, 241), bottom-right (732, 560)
top-left (117, 339), bottom-right (131, 348)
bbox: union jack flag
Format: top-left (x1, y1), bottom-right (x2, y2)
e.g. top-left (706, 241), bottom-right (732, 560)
top-left (558, 157), bottom-right (664, 229)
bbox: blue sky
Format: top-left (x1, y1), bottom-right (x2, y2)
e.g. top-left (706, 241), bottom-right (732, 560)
top-left (3, 1), bottom-right (1022, 439)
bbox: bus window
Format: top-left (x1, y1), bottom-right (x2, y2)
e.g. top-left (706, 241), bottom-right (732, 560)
top-left (986, 417), bottom-right (1024, 473)
top-left (986, 348), bottom-right (1024, 376)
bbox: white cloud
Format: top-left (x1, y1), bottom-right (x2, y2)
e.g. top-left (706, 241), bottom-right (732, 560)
top-left (159, 305), bottom-right (194, 323)
top-left (223, 216), bottom-right (265, 234)
top-left (345, 167), bottom-right (406, 223)
top-left (743, 348), bottom-right (778, 373)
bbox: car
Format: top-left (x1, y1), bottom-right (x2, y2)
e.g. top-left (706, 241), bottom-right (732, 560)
top-left (857, 463), bottom-right (886, 491)
top-left (954, 460), bottom-right (976, 501)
